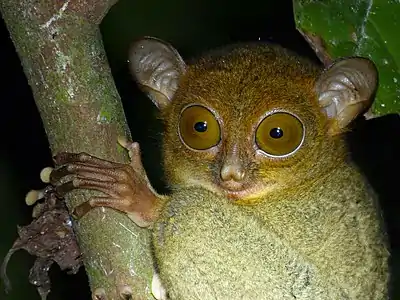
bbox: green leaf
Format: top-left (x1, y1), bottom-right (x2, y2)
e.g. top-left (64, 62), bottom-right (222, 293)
top-left (293, 0), bottom-right (400, 115)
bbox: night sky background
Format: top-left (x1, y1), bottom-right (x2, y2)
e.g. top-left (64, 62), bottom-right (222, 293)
top-left (0, 0), bottom-right (399, 299)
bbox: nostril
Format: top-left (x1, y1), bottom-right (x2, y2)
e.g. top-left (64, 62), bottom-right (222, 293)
top-left (221, 164), bottom-right (245, 182)
top-left (236, 169), bottom-right (245, 181)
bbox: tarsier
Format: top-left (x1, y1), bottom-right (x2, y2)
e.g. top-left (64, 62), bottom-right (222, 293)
top-left (45, 37), bottom-right (390, 299)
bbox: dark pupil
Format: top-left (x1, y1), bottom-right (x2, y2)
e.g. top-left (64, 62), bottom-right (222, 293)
top-left (194, 121), bottom-right (207, 132)
top-left (269, 127), bottom-right (283, 139)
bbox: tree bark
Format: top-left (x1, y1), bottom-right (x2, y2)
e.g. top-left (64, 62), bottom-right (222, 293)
top-left (0, 1), bottom-right (153, 299)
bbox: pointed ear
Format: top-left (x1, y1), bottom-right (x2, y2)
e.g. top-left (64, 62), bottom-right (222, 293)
top-left (315, 57), bottom-right (378, 135)
top-left (128, 37), bottom-right (186, 110)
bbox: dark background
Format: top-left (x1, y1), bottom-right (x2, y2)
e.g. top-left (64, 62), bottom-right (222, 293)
top-left (0, 0), bottom-right (399, 299)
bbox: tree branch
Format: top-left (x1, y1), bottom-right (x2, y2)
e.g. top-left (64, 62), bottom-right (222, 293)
top-left (0, 0), bottom-right (153, 298)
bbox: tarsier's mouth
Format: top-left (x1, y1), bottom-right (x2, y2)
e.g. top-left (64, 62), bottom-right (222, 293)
top-left (223, 188), bottom-right (254, 200)
top-left (184, 178), bottom-right (272, 202)
top-left (219, 183), bottom-right (270, 202)
top-left (213, 174), bottom-right (280, 203)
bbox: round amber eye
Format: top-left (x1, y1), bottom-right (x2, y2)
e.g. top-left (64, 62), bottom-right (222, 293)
top-left (256, 112), bottom-right (304, 157)
top-left (179, 105), bottom-right (221, 150)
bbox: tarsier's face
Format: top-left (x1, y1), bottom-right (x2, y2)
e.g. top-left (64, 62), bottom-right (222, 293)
top-left (129, 39), bottom-right (376, 203)
top-left (161, 47), bottom-right (333, 203)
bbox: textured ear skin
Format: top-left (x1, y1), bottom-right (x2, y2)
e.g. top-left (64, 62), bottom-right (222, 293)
top-left (128, 37), bottom-right (186, 110)
top-left (315, 57), bottom-right (378, 132)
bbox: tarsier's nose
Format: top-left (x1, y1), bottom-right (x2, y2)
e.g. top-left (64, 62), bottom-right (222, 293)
top-left (220, 163), bottom-right (245, 182)
top-left (220, 144), bottom-right (246, 189)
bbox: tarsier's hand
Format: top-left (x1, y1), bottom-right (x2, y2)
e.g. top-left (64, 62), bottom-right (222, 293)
top-left (48, 138), bottom-right (161, 227)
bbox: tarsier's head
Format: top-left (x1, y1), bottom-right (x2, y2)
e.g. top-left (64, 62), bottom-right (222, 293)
top-left (128, 37), bottom-right (377, 203)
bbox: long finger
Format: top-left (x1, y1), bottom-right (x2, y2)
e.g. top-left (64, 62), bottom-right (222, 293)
top-left (50, 163), bottom-right (125, 185)
top-left (54, 177), bottom-right (118, 198)
top-left (53, 152), bottom-right (118, 168)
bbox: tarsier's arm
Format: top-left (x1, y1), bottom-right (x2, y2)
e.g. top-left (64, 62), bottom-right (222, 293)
top-left (49, 137), bottom-right (165, 228)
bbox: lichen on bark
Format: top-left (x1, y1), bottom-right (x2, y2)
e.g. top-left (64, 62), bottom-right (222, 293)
top-left (0, 0), bottom-right (154, 299)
